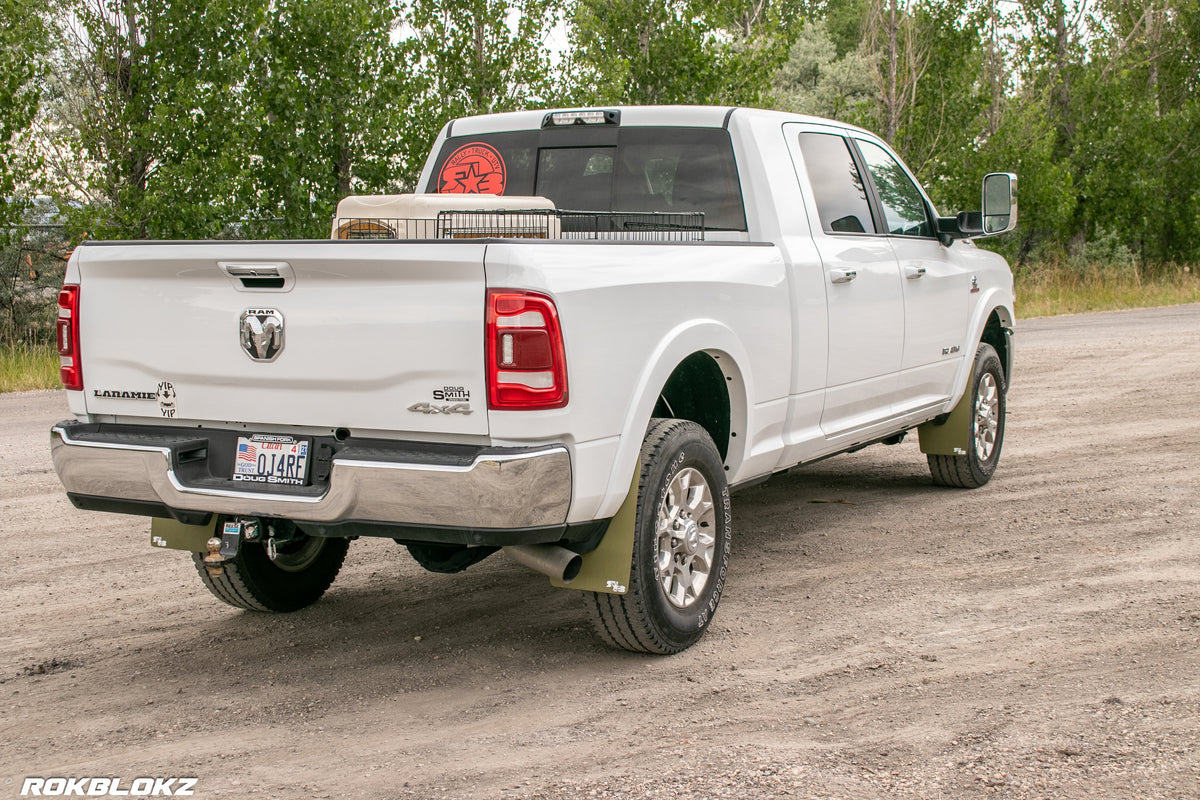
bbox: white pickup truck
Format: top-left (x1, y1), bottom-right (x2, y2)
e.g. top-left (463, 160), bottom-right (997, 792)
top-left (50, 106), bottom-right (1017, 653)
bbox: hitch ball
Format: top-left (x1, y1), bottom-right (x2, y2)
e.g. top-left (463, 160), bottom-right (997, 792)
top-left (203, 537), bottom-right (225, 577)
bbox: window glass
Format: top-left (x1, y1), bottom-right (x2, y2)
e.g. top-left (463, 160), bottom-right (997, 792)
top-left (427, 131), bottom-right (537, 196)
top-left (797, 132), bottom-right (875, 234)
top-left (425, 127), bottom-right (747, 231)
top-left (856, 139), bottom-right (933, 237)
top-left (536, 147), bottom-right (615, 211)
top-left (614, 129), bottom-right (747, 230)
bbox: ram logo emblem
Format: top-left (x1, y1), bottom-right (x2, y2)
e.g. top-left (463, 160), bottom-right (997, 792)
top-left (239, 308), bottom-right (284, 362)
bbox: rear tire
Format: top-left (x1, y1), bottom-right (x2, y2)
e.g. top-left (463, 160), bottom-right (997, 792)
top-left (586, 418), bottom-right (732, 654)
top-left (928, 343), bottom-right (1006, 489)
top-left (192, 526), bottom-right (349, 612)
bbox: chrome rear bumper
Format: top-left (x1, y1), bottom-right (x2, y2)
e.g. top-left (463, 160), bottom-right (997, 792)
top-left (51, 423), bottom-right (571, 530)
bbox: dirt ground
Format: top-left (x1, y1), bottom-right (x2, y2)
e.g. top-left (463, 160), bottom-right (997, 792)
top-left (2, 305), bottom-right (1198, 800)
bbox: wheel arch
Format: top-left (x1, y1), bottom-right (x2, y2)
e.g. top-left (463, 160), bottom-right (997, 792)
top-left (594, 324), bottom-right (751, 520)
top-left (651, 351), bottom-right (733, 461)
top-left (980, 305), bottom-right (1014, 387)
top-left (947, 293), bottom-right (1015, 410)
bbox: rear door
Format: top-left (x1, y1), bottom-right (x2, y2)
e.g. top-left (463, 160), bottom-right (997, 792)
top-left (75, 240), bottom-right (490, 437)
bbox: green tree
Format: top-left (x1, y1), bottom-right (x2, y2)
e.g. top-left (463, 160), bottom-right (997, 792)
top-left (568, 0), bottom-right (795, 105)
top-left (407, 0), bottom-right (559, 114)
top-left (41, 0), bottom-right (269, 239)
top-left (0, 200), bottom-right (70, 344)
top-left (1069, 0), bottom-right (1200, 262)
top-left (851, 0), bottom-right (986, 180)
top-left (0, 0), bottom-right (47, 235)
top-left (245, 0), bottom-right (417, 237)
top-left (994, 0), bottom-right (1200, 264)
top-left (772, 20), bottom-right (874, 122)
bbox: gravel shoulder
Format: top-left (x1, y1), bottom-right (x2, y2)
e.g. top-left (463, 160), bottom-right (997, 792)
top-left (2, 305), bottom-right (1199, 799)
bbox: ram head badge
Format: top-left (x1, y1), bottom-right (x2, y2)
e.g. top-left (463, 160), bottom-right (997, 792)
top-left (239, 308), bottom-right (285, 362)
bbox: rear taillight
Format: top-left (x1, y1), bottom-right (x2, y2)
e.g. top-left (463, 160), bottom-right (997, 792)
top-left (486, 289), bottom-right (567, 409)
top-left (57, 285), bottom-right (82, 391)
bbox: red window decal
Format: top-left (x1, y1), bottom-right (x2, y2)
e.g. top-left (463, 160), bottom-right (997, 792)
top-left (438, 143), bottom-right (507, 195)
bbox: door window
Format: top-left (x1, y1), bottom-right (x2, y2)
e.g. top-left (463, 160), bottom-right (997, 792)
top-left (796, 132), bottom-right (875, 235)
top-left (855, 140), bottom-right (934, 237)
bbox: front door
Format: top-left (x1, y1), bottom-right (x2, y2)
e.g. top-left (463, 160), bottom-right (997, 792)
top-left (852, 137), bottom-right (968, 415)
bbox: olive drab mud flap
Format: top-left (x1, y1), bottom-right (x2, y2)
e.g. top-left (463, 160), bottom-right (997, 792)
top-left (918, 365), bottom-right (975, 456)
top-left (150, 516), bottom-right (217, 552)
top-left (551, 466), bottom-right (640, 594)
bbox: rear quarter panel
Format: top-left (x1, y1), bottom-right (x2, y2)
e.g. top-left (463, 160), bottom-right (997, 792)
top-left (483, 241), bottom-right (790, 522)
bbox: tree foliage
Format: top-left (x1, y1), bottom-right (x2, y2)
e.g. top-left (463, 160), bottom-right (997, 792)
top-left (568, 0), bottom-right (795, 105)
top-left (246, 0), bottom-right (415, 237)
top-left (0, 0), bottom-right (47, 234)
top-left (15, 0), bottom-right (1200, 273)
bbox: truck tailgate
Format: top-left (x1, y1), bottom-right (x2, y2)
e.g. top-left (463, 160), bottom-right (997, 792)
top-left (74, 241), bottom-right (489, 436)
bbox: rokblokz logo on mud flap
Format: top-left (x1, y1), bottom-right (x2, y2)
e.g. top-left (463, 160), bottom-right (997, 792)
top-left (21, 777), bottom-right (197, 796)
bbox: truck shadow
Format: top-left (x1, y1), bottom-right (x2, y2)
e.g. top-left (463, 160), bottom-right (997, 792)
top-left (143, 448), bottom-right (948, 683)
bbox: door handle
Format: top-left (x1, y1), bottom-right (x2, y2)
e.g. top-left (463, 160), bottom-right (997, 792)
top-left (830, 269), bottom-right (857, 284)
top-left (904, 265), bottom-right (927, 280)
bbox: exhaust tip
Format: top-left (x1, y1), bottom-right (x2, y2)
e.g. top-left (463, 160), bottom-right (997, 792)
top-left (561, 553), bottom-right (583, 583)
top-left (504, 544), bottom-right (583, 584)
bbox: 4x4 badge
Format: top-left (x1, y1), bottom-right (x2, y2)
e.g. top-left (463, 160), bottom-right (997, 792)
top-left (240, 308), bottom-right (284, 362)
top-left (408, 402), bottom-right (473, 415)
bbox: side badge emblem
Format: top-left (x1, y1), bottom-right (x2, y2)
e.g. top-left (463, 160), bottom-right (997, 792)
top-left (240, 308), bottom-right (284, 362)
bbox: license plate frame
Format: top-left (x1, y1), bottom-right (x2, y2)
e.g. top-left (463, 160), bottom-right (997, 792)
top-left (231, 434), bottom-right (311, 487)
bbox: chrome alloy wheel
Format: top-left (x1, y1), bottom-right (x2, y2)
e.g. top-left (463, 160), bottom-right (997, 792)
top-left (973, 372), bottom-right (1000, 462)
top-left (654, 467), bottom-right (717, 609)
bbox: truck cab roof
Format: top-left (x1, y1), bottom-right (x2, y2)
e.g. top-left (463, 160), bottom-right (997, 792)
top-left (445, 105), bottom-right (876, 139)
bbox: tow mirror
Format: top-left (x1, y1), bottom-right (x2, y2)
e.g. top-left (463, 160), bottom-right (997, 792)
top-left (982, 172), bottom-right (1017, 235)
top-left (937, 172), bottom-right (1018, 242)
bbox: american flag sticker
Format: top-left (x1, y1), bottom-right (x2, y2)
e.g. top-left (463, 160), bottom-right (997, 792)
top-left (237, 442), bottom-right (257, 462)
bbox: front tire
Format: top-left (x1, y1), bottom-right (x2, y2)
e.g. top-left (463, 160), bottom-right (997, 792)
top-left (586, 418), bottom-right (732, 654)
top-left (192, 526), bottom-right (349, 612)
top-left (928, 342), bottom-right (1007, 488)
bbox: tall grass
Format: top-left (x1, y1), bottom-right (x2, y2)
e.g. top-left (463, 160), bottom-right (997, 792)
top-left (0, 344), bottom-right (60, 393)
top-left (1015, 260), bottom-right (1200, 318)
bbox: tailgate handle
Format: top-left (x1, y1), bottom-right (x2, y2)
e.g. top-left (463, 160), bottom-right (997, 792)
top-left (219, 262), bottom-right (295, 292)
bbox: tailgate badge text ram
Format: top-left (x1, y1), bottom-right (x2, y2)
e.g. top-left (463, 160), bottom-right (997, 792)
top-left (240, 308), bottom-right (285, 362)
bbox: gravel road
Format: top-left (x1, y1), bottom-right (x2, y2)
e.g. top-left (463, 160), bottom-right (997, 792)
top-left (2, 305), bottom-right (1198, 799)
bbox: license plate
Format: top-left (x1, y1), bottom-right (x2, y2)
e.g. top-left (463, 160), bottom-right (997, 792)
top-left (232, 434), bottom-right (310, 486)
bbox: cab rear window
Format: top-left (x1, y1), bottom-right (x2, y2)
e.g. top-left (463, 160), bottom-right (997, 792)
top-left (425, 127), bottom-right (747, 231)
